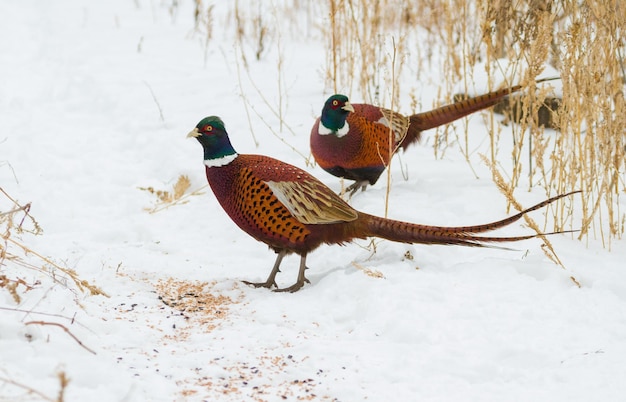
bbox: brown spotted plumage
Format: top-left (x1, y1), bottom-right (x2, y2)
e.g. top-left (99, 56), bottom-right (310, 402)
top-left (189, 116), bottom-right (577, 292)
top-left (311, 78), bottom-right (558, 194)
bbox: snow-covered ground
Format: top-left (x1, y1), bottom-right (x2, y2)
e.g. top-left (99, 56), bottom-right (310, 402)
top-left (1, 1), bottom-right (625, 401)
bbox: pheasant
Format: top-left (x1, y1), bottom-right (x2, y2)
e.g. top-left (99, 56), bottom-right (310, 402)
top-left (311, 79), bottom-right (557, 194)
top-left (189, 116), bottom-right (577, 292)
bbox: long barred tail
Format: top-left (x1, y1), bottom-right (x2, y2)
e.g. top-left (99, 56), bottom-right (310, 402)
top-left (405, 77), bottom-right (561, 137)
top-left (408, 85), bottom-right (523, 134)
top-left (365, 191), bottom-right (579, 247)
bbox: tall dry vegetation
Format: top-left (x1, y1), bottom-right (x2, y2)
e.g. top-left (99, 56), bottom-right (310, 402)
top-left (0, 188), bottom-right (107, 304)
top-left (200, 0), bottom-right (624, 249)
top-left (320, 1), bottom-right (625, 250)
top-left (429, 0), bottom-right (626, 249)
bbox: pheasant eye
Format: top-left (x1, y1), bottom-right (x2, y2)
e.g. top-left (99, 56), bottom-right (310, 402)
top-left (205, 125), bottom-right (213, 132)
top-left (332, 100), bottom-right (339, 106)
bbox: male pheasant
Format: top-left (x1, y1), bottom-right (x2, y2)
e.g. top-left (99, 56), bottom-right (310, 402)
top-left (189, 116), bottom-right (576, 292)
top-left (311, 79), bottom-right (556, 194)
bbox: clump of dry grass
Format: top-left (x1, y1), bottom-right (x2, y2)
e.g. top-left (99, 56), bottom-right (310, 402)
top-left (352, 261), bottom-right (385, 279)
top-left (139, 174), bottom-right (206, 213)
top-left (1, 187), bottom-right (105, 400)
top-left (0, 188), bottom-right (107, 303)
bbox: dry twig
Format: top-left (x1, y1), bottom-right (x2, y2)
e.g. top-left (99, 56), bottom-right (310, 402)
top-left (25, 321), bottom-right (96, 355)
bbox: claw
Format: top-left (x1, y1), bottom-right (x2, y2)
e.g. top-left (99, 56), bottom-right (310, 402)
top-left (243, 253), bottom-right (311, 292)
top-left (273, 277), bottom-right (311, 293)
top-left (242, 279), bottom-right (277, 289)
top-left (342, 180), bottom-right (368, 198)
top-left (242, 251), bottom-right (285, 290)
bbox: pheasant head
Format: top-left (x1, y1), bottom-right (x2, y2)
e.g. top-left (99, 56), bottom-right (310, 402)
top-left (187, 116), bottom-right (238, 166)
top-left (319, 94), bottom-right (355, 137)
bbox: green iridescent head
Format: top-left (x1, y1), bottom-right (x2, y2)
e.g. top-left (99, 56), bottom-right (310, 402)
top-left (320, 94), bottom-right (355, 133)
top-left (187, 116), bottom-right (237, 163)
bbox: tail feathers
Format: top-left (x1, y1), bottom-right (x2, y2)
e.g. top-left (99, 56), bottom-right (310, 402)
top-left (407, 77), bottom-right (561, 135)
top-left (365, 190), bottom-right (579, 247)
top-left (399, 86), bottom-right (520, 149)
top-left (366, 216), bottom-right (577, 248)
top-left (409, 85), bottom-right (523, 133)
top-left (429, 191), bottom-right (580, 235)
top-left (445, 230), bottom-right (579, 250)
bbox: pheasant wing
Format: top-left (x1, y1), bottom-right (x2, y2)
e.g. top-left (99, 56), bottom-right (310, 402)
top-left (378, 107), bottom-right (411, 150)
top-left (266, 179), bottom-right (358, 224)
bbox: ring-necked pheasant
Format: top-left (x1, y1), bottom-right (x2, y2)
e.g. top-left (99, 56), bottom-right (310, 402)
top-left (189, 116), bottom-right (577, 292)
top-left (311, 78), bottom-right (557, 194)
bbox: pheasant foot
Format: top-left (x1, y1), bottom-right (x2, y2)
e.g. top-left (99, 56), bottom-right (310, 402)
top-left (343, 180), bottom-right (369, 197)
top-left (242, 250), bottom-right (286, 290)
top-left (273, 253), bottom-right (310, 293)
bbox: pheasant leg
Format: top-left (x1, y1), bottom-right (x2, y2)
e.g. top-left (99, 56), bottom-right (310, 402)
top-left (274, 254), bottom-right (310, 293)
top-left (343, 180), bottom-right (369, 197)
top-left (243, 250), bottom-right (286, 289)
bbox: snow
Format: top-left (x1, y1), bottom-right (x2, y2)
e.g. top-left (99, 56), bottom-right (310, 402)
top-left (1, 1), bottom-right (625, 401)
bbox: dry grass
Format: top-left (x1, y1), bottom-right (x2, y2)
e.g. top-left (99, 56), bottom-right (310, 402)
top-left (326, 0), bottom-right (412, 104)
top-left (139, 174), bottom-right (206, 214)
top-left (1, 186), bottom-right (106, 400)
top-left (480, 153), bottom-right (566, 267)
top-left (0, 371), bottom-right (69, 402)
top-left (351, 261), bottom-right (385, 279)
top-left (0, 188), bottom-right (107, 303)
top-left (425, 0), bottom-right (625, 247)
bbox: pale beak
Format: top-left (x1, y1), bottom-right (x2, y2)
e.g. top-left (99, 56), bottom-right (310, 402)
top-left (342, 102), bottom-right (355, 113)
top-left (187, 127), bottom-right (201, 138)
